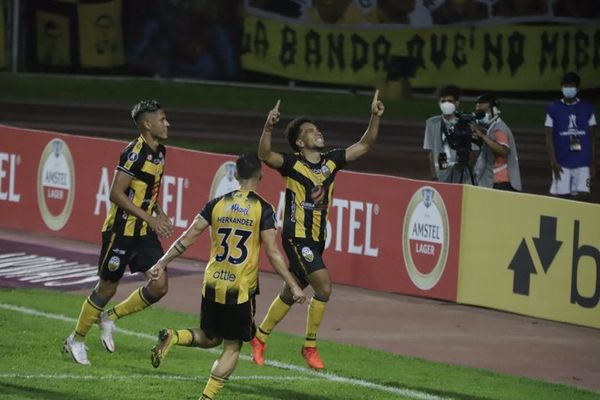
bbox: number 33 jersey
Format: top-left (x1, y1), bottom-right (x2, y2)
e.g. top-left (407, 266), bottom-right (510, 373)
top-left (199, 190), bottom-right (276, 305)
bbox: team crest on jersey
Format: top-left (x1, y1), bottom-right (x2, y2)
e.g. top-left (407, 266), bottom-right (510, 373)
top-left (301, 246), bottom-right (314, 262)
top-left (321, 165), bottom-right (331, 178)
top-left (37, 138), bottom-right (76, 231)
top-left (402, 186), bottom-right (449, 291)
top-left (108, 256), bottom-right (121, 271)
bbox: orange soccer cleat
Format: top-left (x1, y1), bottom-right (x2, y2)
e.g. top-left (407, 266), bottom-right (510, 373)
top-left (301, 346), bottom-right (325, 370)
top-left (249, 337), bottom-right (267, 366)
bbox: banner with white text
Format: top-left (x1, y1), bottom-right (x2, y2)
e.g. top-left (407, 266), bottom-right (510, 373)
top-left (0, 126), bottom-right (463, 301)
top-left (241, 13), bottom-right (600, 90)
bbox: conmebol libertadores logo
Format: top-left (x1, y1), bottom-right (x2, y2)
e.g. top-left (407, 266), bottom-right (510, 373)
top-left (37, 138), bottom-right (75, 231)
top-left (402, 186), bottom-right (449, 291)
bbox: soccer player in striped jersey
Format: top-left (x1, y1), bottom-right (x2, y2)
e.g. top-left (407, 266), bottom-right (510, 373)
top-left (63, 100), bottom-right (174, 365)
top-left (250, 91), bottom-right (384, 369)
top-left (148, 153), bottom-right (306, 400)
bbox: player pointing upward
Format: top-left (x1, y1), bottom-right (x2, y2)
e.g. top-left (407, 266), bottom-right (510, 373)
top-left (250, 90), bottom-right (384, 369)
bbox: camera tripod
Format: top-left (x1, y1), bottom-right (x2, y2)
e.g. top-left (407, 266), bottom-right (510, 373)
top-left (449, 162), bottom-right (475, 184)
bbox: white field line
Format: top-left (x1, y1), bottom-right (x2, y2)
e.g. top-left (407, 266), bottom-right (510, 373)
top-left (0, 373), bottom-right (319, 382)
top-left (0, 302), bottom-right (453, 400)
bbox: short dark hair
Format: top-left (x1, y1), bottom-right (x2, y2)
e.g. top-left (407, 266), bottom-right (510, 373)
top-left (476, 94), bottom-right (498, 108)
top-left (236, 152), bottom-right (261, 180)
top-left (131, 100), bottom-right (162, 125)
top-left (437, 85), bottom-right (461, 100)
top-left (561, 71), bottom-right (580, 86)
top-left (284, 117), bottom-right (313, 152)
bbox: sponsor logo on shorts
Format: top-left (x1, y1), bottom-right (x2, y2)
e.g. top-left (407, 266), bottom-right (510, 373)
top-left (402, 186), bottom-right (449, 291)
top-left (301, 246), bottom-right (314, 262)
top-left (37, 139), bottom-right (75, 231)
top-left (108, 256), bottom-right (120, 271)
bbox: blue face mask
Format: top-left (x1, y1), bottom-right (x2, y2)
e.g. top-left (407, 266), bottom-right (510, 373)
top-left (562, 87), bottom-right (577, 99)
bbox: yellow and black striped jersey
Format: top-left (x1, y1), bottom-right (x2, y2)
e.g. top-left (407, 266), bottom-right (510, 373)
top-left (102, 135), bottom-right (166, 237)
top-left (277, 149), bottom-right (347, 242)
top-left (199, 189), bottom-right (276, 305)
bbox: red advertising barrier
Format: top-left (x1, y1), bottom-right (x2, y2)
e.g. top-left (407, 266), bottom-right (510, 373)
top-left (0, 126), bottom-right (462, 301)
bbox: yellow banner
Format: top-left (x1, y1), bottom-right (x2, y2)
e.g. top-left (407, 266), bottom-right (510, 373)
top-left (458, 187), bottom-right (600, 329)
top-left (78, 0), bottom-right (124, 68)
top-left (36, 10), bottom-right (71, 66)
top-left (242, 14), bottom-right (600, 91)
top-left (0, 0), bottom-right (5, 69)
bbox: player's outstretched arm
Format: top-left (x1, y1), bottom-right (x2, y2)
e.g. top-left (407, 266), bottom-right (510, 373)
top-left (258, 100), bottom-right (285, 169)
top-left (261, 228), bottom-right (307, 304)
top-left (346, 89), bottom-right (385, 162)
top-left (148, 215), bottom-right (209, 280)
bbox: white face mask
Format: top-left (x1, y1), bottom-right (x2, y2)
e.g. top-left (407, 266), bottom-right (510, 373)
top-left (562, 87), bottom-right (577, 99)
top-left (439, 101), bottom-right (456, 116)
top-left (478, 112), bottom-right (490, 126)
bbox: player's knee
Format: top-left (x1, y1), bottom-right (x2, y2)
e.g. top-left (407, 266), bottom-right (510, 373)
top-left (97, 280), bottom-right (118, 298)
top-left (314, 285), bottom-right (332, 302)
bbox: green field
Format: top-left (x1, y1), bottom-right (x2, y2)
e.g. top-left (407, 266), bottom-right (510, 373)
top-left (0, 288), bottom-right (597, 400)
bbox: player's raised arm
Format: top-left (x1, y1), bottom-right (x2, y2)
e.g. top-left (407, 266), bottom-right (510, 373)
top-left (258, 100), bottom-right (285, 169)
top-left (346, 89), bottom-right (385, 162)
top-left (148, 214), bottom-right (209, 280)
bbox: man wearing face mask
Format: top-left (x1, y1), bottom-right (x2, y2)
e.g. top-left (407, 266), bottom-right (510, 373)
top-left (545, 72), bottom-right (597, 201)
top-left (471, 95), bottom-right (522, 191)
top-left (423, 85), bottom-right (473, 183)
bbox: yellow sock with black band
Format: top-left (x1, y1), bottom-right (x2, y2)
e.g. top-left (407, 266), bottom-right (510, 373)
top-left (304, 297), bottom-right (328, 348)
top-left (74, 294), bottom-right (105, 340)
top-left (256, 296), bottom-right (292, 343)
top-left (175, 329), bottom-right (194, 346)
top-left (107, 287), bottom-right (155, 321)
top-left (201, 374), bottom-right (228, 399)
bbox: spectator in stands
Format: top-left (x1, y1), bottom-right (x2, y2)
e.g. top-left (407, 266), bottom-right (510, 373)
top-left (432, 0), bottom-right (487, 24)
top-left (423, 85), bottom-right (476, 183)
top-left (366, 0), bottom-right (416, 24)
top-left (545, 72), bottom-right (597, 201)
top-left (492, 0), bottom-right (548, 17)
top-left (552, 0), bottom-right (600, 18)
top-left (472, 95), bottom-right (522, 191)
top-left (307, 0), bottom-right (364, 25)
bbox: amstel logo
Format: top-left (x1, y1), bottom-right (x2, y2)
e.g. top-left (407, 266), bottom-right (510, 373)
top-left (402, 186), bottom-right (449, 290)
top-left (37, 138), bottom-right (75, 231)
top-left (209, 161), bottom-right (240, 200)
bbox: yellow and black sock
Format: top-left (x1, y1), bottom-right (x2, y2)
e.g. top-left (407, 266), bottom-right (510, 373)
top-left (304, 297), bottom-right (327, 348)
top-left (74, 292), bottom-right (108, 340)
top-left (201, 374), bottom-right (228, 399)
top-left (174, 329), bottom-right (194, 346)
top-left (256, 296), bottom-right (292, 343)
top-left (107, 286), bottom-right (156, 321)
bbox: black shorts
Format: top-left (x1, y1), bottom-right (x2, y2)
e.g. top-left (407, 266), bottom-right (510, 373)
top-left (282, 238), bottom-right (326, 287)
top-left (98, 231), bottom-right (164, 282)
top-left (200, 296), bottom-right (256, 342)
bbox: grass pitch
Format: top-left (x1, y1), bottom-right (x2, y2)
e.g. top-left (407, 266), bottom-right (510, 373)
top-left (0, 288), bottom-right (597, 400)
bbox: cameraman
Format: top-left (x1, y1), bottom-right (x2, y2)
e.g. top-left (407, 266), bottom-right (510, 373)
top-left (471, 95), bottom-right (522, 191)
top-left (423, 85), bottom-right (475, 183)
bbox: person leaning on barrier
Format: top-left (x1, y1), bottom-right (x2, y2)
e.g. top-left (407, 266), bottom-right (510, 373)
top-left (472, 95), bottom-right (522, 191)
top-left (423, 85), bottom-right (476, 183)
top-left (545, 71), bottom-right (597, 201)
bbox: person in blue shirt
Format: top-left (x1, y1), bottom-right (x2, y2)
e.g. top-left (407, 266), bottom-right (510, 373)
top-left (545, 72), bottom-right (597, 201)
